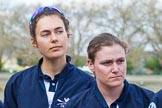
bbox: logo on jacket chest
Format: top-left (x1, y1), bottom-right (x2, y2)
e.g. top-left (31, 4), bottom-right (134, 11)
top-left (57, 98), bottom-right (70, 108)
top-left (148, 102), bottom-right (156, 108)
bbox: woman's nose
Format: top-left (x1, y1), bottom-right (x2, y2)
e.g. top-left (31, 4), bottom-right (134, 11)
top-left (112, 63), bottom-right (119, 72)
top-left (51, 33), bottom-right (58, 43)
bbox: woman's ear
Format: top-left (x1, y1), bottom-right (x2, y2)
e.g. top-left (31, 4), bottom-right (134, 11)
top-left (31, 38), bottom-right (38, 48)
top-left (67, 30), bottom-right (72, 38)
top-left (87, 59), bottom-right (95, 73)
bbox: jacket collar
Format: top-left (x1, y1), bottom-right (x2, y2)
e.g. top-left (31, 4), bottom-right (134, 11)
top-left (94, 80), bottom-right (130, 108)
top-left (37, 55), bottom-right (74, 91)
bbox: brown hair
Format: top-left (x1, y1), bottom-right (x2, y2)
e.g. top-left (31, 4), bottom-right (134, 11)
top-left (87, 33), bottom-right (129, 63)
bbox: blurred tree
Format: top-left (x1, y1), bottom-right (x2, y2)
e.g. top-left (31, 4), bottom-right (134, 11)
top-left (89, 0), bottom-right (162, 74)
top-left (58, 1), bottom-right (101, 64)
top-left (0, 2), bottom-right (41, 69)
top-left (90, 0), bottom-right (148, 73)
top-left (144, 55), bottom-right (161, 74)
top-left (126, 56), bottom-right (135, 74)
top-left (0, 0), bottom-right (161, 74)
top-left (141, 0), bottom-right (162, 72)
top-left (0, 1), bottom-right (15, 70)
top-left (8, 4), bottom-right (41, 66)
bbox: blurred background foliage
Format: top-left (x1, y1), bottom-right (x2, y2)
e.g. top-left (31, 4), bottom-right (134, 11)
top-left (0, 0), bottom-right (162, 75)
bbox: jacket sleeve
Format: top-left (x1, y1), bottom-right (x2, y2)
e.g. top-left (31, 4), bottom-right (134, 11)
top-left (4, 73), bottom-right (20, 108)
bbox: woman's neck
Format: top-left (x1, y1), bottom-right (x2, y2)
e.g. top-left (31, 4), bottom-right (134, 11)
top-left (98, 82), bottom-right (124, 107)
top-left (41, 56), bottom-right (67, 79)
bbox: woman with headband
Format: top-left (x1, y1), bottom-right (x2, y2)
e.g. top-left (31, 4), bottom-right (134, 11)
top-left (4, 6), bottom-right (94, 108)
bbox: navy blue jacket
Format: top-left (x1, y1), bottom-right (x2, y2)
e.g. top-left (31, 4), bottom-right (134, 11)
top-left (65, 80), bottom-right (154, 108)
top-left (0, 100), bottom-right (3, 108)
top-left (148, 89), bottom-right (162, 108)
top-left (4, 56), bottom-right (94, 108)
